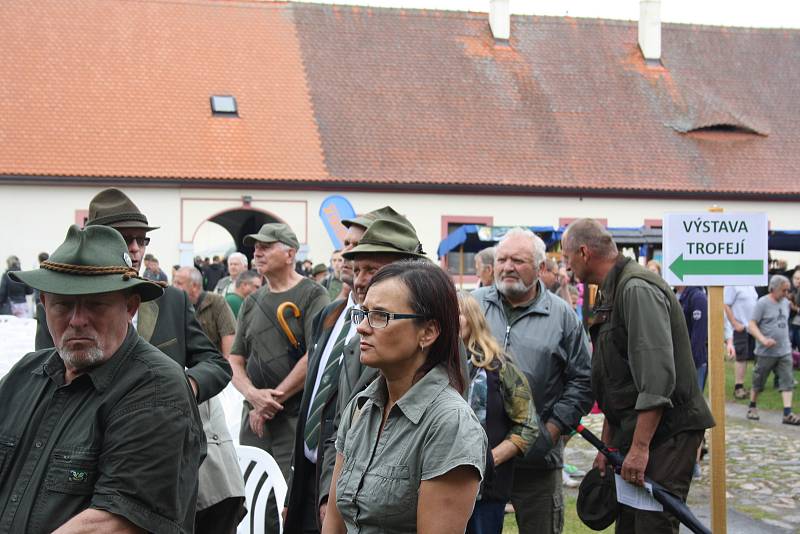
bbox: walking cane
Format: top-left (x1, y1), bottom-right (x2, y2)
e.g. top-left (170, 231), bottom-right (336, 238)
top-left (277, 301), bottom-right (305, 361)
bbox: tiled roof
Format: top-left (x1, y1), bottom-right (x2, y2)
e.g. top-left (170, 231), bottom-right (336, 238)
top-left (1, 0), bottom-right (798, 196)
top-left (0, 0), bottom-right (328, 182)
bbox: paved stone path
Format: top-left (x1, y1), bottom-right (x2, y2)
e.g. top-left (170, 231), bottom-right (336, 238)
top-left (564, 406), bottom-right (800, 532)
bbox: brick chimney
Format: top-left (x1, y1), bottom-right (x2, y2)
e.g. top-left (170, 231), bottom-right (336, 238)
top-left (638, 0), bottom-right (661, 63)
top-left (489, 0), bottom-right (510, 42)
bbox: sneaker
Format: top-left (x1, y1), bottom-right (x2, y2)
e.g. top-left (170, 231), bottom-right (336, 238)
top-left (563, 464), bottom-right (587, 478)
top-left (734, 387), bottom-right (749, 400)
top-left (692, 463), bottom-right (702, 480)
top-left (783, 413), bottom-right (800, 425)
top-left (746, 407), bottom-right (760, 420)
top-left (562, 469), bottom-right (579, 488)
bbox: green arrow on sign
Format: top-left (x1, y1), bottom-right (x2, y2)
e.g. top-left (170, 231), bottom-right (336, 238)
top-left (669, 254), bottom-right (764, 281)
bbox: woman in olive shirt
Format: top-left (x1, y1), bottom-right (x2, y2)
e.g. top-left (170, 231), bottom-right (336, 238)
top-left (322, 261), bottom-right (487, 534)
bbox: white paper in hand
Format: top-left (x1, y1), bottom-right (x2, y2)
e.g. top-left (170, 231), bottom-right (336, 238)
top-left (614, 474), bottom-right (664, 512)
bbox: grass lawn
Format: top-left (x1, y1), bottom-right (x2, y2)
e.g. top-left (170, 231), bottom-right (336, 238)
top-left (502, 494), bottom-right (611, 534)
top-left (722, 359), bottom-right (800, 412)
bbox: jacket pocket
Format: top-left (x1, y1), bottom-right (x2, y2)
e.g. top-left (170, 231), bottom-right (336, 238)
top-left (156, 337), bottom-right (178, 350)
top-left (0, 435), bottom-right (16, 478)
top-left (361, 464), bottom-right (413, 517)
top-left (45, 448), bottom-right (100, 495)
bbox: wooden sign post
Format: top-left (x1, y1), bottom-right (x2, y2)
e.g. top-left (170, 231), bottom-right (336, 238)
top-left (663, 207), bottom-right (769, 534)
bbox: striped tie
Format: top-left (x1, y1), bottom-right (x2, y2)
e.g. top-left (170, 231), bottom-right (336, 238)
top-left (304, 310), bottom-right (351, 451)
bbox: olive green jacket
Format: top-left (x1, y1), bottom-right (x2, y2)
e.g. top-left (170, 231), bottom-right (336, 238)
top-left (590, 257), bottom-right (715, 451)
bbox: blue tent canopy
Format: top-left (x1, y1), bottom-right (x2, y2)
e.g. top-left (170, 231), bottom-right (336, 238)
top-left (769, 230), bottom-right (800, 252)
top-left (438, 226), bottom-right (800, 260)
top-left (437, 226), bottom-right (563, 259)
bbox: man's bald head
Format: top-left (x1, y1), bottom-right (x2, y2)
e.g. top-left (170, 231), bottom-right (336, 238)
top-left (562, 219), bottom-right (617, 259)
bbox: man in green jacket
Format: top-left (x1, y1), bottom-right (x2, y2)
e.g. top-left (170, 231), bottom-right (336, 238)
top-left (36, 188), bottom-right (236, 533)
top-left (561, 219), bottom-right (714, 534)
top-left (1, 225), bottom-right (204, 533)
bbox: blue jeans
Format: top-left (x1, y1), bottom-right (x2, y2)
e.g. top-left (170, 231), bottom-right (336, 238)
top-left (466, 499), bottom-right (506, 534)
top-left (696, 363), bottom-right (708, 392)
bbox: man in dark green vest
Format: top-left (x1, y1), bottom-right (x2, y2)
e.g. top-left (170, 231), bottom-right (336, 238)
top-left (561, 218), bottom-right (714, 534)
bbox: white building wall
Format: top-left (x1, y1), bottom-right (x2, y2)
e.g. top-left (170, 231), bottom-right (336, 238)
top-left (2, 183), bottom-right (798, 275)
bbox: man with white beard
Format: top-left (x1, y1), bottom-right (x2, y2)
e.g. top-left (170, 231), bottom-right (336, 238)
top-left (472, 228), bottom-right (592, 534)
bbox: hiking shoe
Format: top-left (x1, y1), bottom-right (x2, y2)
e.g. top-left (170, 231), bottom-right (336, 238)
top-left (746, 407), bottom-right (760, 420)
top-left (783, 413), bottom-right (800, 425)
top-left (734, 387), bottom-right (749, 400)
top-left (562, 470), bottom-right (579, 488)
top-left (692, 463), bottom-right (702, 480)
top-left (563, 464), bottom-right (586, 478)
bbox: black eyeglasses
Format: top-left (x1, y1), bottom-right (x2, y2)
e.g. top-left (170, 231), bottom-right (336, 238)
top-left (121, 236), bottom-right (150, 247)
top-left (350, 308), bottom-right (428, 329)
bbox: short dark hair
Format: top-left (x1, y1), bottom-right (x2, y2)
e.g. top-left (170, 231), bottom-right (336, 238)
top-left (367, 260), bottom-right (465, 394)
top-left (236, 270), bottom-right (261, 288)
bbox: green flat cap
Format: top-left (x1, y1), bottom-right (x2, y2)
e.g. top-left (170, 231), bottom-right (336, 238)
top-left (86, 188), bottom-right (159, 231)
top-left (243, 223), bottom-right (300, 249)
top-left (342, 219), bottom-right (426, 259)
top-left (576, 466), bottom-right (618, 531)
top-left (10, 225), bottom-right (164, 301)
top-left (341, 206), bottom-right (417, 232)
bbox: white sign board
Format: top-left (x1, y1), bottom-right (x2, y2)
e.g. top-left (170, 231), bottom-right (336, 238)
top-left (662, 212), bottom-right (768, 287)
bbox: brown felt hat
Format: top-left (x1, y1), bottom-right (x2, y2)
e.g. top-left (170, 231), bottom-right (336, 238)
top-left (577, 466), bottom-right (619, 531)
top-left (86, 188), bottom-right (159, 231)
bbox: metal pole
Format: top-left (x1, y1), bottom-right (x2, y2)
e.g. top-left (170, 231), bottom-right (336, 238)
top-left (707, 205), bottom-right (727, 533)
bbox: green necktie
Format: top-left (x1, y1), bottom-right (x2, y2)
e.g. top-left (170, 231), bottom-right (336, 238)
top-left (304, 310), bottom-right (351, 451)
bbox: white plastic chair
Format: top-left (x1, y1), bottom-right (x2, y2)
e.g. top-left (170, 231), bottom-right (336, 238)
top-left (236, 444), bottom-right (288, 534)
top-left (219, 383), bottom-right (245, 445)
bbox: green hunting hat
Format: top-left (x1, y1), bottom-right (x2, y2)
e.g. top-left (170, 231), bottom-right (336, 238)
top-left (10, 225), bottom-right (164, 301)
top-left (312, 263), bottom-right (328, 276)
top-left (341, 206), bottom-right (418, 233)
top-left (576, 466), bottom-right (618, 531)
top-left (342, 219), bottom-right (426, 260)
top-left (86, 188), bottom-right (159, 231)
top-left (243, 223), bottom-right (300, 249)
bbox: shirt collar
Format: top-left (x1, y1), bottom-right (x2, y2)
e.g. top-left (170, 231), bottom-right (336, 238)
top-left (358, 365), bottom-right (451, 425)
top-left (496, 279), bottom-right (552, 316)
top-left (597, 255), bottom-right (632, 311)
top-left (34, 326), bottom-right (139, 393)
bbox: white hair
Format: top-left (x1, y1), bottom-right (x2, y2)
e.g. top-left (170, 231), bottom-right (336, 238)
top-left (769, 274), bottom-right (790, 292)
top-left (228, 252), bottom-right (247, 266)
top-left (498, 228), bottom-right (546, 266)
top-left (179, 266), bottom-right (204, 288)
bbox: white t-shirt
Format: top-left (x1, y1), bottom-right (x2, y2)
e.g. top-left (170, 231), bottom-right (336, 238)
top-left (724, 286), bottom-right (758, 327)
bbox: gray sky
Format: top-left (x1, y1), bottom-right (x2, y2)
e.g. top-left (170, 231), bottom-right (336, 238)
top-left (292, 0), bottom-right (800, 28)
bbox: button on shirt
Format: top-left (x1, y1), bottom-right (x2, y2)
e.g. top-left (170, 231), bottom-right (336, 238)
top-left (0, 327), bottom-right (205, 534)
top-left (305, 294), bottom-right (357, 463)
top-left (335, 365), bottom-right (487, 533)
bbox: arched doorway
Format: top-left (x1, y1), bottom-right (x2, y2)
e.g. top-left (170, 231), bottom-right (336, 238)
top-left (202, 208), bottom-right (282, 263)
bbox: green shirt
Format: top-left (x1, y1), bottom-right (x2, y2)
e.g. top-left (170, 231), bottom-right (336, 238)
top-left (335, 365), bottom-right (487, 533)
top-left (225, 293), bottom-right (244, 318)
top-left (195, 291), bottom-right (237, 351)
top-left (232, 278), bottom-right (329, 414)
top-left (0, 327), bottom-right (205, 534)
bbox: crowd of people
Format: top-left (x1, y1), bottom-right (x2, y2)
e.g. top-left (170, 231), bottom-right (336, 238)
top-left (0, 187), bottom-right (795, 534)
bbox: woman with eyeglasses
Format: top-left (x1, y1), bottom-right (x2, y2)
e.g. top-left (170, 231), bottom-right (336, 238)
top-left (457, 291), bottom-right (538, 534)
top-left (321, 261), bottom-right (487, 534)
